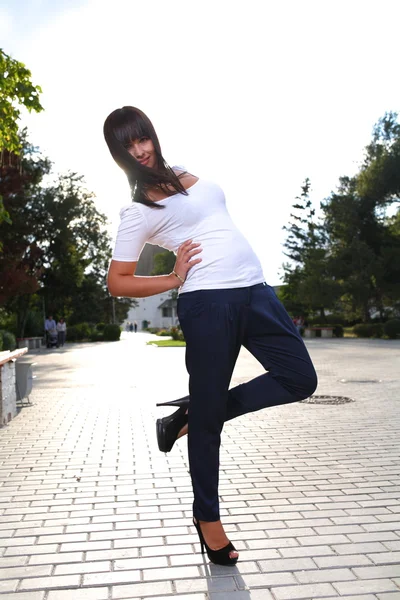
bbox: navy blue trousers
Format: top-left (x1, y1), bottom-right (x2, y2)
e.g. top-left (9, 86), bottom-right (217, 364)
top-left (177, 283), bottom-right (318, 522)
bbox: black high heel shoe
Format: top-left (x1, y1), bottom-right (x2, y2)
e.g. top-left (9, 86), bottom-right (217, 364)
top-left (156, 406), bottom-right (188, 453)
top-left (156, 396), bottom-right (189, 409)
top-left (193, 518), bottom-right (238, 566)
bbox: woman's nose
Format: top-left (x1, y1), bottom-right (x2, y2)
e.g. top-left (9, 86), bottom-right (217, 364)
top-left (132, 143), bottom-right (144, 159)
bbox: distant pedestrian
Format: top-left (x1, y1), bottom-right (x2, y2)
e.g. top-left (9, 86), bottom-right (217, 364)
top-left (134, 321), bottom-right (137, 333)
top-left (45, 315), bottom-right (56, 333)
top-left (45, 315), bottom-right (57, 346)
top-left (296, 316), bottom-right (304, 334)
top-left (56, 318), bottom-right (67, 347)
top-left (129, 323), bottom-right (134, 332)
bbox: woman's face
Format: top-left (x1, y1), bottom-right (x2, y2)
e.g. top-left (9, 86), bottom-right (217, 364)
top-left (127, 137), bottom-right (157, 169)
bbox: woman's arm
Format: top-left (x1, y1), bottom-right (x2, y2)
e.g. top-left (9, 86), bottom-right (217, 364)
top-left (107, 239), bottom-right (202, 298)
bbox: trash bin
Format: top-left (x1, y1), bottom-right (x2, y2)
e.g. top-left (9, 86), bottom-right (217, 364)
top-left (15, 362), bottom-right (35, 403)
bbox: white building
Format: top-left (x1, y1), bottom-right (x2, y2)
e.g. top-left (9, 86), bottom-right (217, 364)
top-left (124, 294), bottom-right (177, 331)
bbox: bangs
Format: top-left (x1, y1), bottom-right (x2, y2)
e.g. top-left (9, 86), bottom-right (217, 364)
top-left (116, 120), bottom-right (151, 149)
top-left (111, 107), bottom-right (153, 148)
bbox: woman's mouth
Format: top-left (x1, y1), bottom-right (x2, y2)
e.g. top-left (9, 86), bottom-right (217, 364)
top-left (139, 157), bottom-right (150, 166)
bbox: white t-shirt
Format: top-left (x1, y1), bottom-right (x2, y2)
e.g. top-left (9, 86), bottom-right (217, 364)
top-left (112, 178), bottom-right (265, 294)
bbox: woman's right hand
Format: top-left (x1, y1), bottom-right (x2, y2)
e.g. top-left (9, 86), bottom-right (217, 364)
top-left (172, 240), bottom-right (202, 285)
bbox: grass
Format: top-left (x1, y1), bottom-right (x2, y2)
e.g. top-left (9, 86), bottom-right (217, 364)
top-left (343, 327), bottom-right (357, 338)
top-left (147, 340), bottom-right (186, 347)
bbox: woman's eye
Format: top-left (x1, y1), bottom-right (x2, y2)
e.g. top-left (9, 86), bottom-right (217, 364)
top-left (139, 137), bottom-right (149, 143)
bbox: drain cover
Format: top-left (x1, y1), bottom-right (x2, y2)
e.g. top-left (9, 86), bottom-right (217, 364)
top-left (302, 395), bottom-right (354, 405)
top-left (340, 379), bottom-right (382, 384)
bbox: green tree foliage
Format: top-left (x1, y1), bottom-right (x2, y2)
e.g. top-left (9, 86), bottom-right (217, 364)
top-left (151, 250), bottom-right (176, 275)
top-left (281, 179), bottom-right (340, 319)
top-left (282, 112), bottom-right (400, 323)
top-left (0, 49), bottom-right (43, 153)
top-left (0, 49), bottom-right (44, 225)
top-left (0, 134), bottom-right (133, 336)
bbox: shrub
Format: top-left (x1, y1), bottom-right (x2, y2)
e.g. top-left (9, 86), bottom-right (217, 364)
top-left (332, 325), bottom-right (344, 338)
top-left (0, 335), bottom-right (3, 351)
top-left (67, 323), bottom-right (93, 342)
top-left (96, 322), bottom-right (105, 332)
top-left (170, 326), bottom-right (185, 341)
top-left (65, 325), bottom-right (79, 342)
top-left (0, 330), bottom-right (17, 351)
top-left (371, 323), bottom-right (384, 338)
top-left (353, 323), bottom-right (383, 338)
top-left (147, 327), bottom-right (160, 334)
top-left (90, 331), bottom-right (104, 342)
top-left (103, 324), bottom-right (121, 341)
top-left (384, 319), bottom-right (400, 339)
top-left (24, 311), bottom-right (45, 337)
top-left (157, 329), bottom-right (171, 336)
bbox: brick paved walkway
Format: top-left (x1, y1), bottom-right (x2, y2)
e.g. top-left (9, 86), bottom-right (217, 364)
top-left (0, 334), bottom-right (399, 599)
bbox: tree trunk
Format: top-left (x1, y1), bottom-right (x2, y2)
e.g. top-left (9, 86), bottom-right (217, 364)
top-left (17, 296), bottom-right (30, 338)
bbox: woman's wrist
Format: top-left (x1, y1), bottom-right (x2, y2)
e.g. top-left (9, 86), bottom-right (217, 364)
top-left (170, 270), bottom-right (184, 287)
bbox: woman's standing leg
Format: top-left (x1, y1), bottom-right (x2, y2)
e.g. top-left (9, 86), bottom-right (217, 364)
top-left (178, 290), bottom-right (246, 522)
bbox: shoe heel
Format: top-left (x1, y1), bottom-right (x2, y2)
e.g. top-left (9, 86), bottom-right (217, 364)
top-left (193, 519), bottom-right (205, 554)
top-left (192, 518), bottom-right (238, 566)
top-left (156, 397), bottom-right (189, 408)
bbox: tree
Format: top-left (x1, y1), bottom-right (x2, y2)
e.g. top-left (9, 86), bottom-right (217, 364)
top-left (0, 135), bottom-right (133, 336)
top-left (0, 49), bottom-right (43, 155)
top-left (0, 49), bottom-right (44, 225)
top-left (151, 250), bottom-right (176, 275)
top-left (0, 135), bottom-right (51, 334)
top-left (282, 179), bottom-right (340, 319)
top-left (282, 113), bottom-right (400, 324)
top-left (321, 113), bottom-right (400, 321)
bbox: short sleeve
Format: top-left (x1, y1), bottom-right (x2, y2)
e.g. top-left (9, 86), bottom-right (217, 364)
top-left (112, 203), bottom-right (149, 262)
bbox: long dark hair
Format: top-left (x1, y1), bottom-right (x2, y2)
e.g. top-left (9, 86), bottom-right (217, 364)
top-left (103, 106), bottom-right (187, 209)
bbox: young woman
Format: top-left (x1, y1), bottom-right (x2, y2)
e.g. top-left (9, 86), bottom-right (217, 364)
top-left (104, 106), bottom-right (318, 566)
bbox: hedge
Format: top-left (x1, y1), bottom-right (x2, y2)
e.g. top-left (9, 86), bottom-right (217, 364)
top-left (0, 330), bottom-right (17, 351)
top-left (384, 319), bottom-right (400, 339)
top-left (353, 323), bottom-right (384, 338)
top-left (103, 324), bottom-right (121, 341)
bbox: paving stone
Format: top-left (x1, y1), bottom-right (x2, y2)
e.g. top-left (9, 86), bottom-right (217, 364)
top-left (0, 579), bottom-right (19, 593)
top-left (271, 582), bottom-right (338, 599)
top-left (0, 565), bottom-right (52, 579)
top-left (19, 575), bottom-right (81, 591)
top-left (111, 580), bottom-right (173, 598)
top-left (352, 565), bottom-right (400, 579)
top-left (258, 557), bottom-right (316, 572)
top-left (142, 565), bottom-right (200, 580)
top-left (294, 567), bottom-right (356, 583)
top-left (333, 579), bottom-right (399, 594)
top-left (0, 593), bottom-right (45, 600)
top-left (332, 542), bottom-right (389, 554)
top-left (211, 592), bottom-right (274, 600)
top-left (314, 554), bottom-right (373, 568)
top-left (367, 551), bottom-right (400, 564)
top-left (47, 589), bottom-right (109, 600)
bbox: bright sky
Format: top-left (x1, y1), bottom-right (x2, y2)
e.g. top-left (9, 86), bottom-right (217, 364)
top-left (2, 0), bottom-right (400, 284)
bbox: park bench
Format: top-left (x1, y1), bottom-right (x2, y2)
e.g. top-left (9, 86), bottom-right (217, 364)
top-left (16, 336), bottom-right (44, 350)
top-left (304, 327), bottom-right (334, 339)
